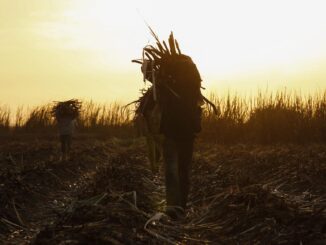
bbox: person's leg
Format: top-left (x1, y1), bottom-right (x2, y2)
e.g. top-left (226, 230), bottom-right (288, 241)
top-left (66, 134), bottom-right (72, 158)
top-left (155, 143), bottom-right (161, 162)
top-left (67, 134), bottom-right (72, 153)
top-left (147, 135), bottom-right (159, 173)
top-left (60, 135), bottom-right (67, 160)
top-left (177, 138), bottom-right (194, 209)
top-left (163, 137), bottom-right (180, 207)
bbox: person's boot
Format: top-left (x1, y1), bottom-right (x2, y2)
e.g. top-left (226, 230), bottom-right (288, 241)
top-left (165, 206), bottom-right (185, 220)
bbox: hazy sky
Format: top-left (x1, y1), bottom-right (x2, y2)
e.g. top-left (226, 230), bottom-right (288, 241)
top-left (1, 0), bottom-right (326, 109)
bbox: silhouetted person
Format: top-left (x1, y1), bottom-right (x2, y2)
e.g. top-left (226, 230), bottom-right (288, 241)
top-left (51, 99), bottom-right (81, 161)
top-left (134, 32), bottom-right (203, 219)
top-left (57, 116), bottom-right (76, 161)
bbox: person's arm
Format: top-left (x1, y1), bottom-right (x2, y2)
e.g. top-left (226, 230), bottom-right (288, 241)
top-left (72, 118), bottom-right (78, 131)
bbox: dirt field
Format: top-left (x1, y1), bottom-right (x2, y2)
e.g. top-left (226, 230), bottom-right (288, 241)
top-left (0, 137), bottom-right (325, 244)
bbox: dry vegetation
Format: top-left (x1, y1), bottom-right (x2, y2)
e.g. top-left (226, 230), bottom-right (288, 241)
top-left (0, 105), bottom-right (10, 133)
top-left (0, 139), bottom-right (325, 244)
top-left (202, 90), bottom-right (326, 143)
top-left (0, 91), bottom-right (326, 244)
top-left (1, 101), bottom-right (134, 138)
top-left (3, 90), bottom-right (326, 143)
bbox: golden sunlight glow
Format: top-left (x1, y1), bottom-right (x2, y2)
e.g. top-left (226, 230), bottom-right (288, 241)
top-left (1, 0), bottom-right (326, 109)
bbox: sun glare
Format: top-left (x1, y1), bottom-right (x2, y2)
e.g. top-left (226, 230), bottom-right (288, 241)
top-left (1, 0), bottom-right (326, 108)
top-left (46, 0), bottom-right (326, 79)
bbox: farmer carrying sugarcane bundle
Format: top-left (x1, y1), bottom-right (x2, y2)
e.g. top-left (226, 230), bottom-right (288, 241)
top-left (51, 99), bottom-right (81, 161)
top-left (133, 30), bottom-right (215, 218)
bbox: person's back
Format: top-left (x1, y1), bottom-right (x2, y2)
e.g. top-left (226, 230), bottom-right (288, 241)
top-left (57, 117), bottom-right (76, 136)
top-left (159, 56), bottom-right (202, 139)
top-left (57, 117), bottom-right (76, 161)
top-left (51, 99), bottom-right (81, 161)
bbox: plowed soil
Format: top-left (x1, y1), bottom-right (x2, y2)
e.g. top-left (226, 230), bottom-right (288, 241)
top-left (1, 138), bottom-right (325, 244)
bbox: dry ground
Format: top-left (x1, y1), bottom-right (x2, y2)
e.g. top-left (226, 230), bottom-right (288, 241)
top-left (0, 137), bottom-right (325, 244)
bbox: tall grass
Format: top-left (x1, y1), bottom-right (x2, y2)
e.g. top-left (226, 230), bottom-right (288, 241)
top-left (78, 101), bottom-right (131, 128)
top-left (201, 90), bottom-right (326, 143)
top-left (8, 101), bottom-right (134, 138)
top-left (77, 101), bottom-right (133, 136)
top-left (0, 105), bottom-right (10, 133)
top-left (4, 91), bottom-right (326, 143)
top-left (24, 105), bottom-right (54, 131)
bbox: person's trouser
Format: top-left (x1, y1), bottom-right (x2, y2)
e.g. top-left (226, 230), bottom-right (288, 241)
top-left (60, 135), bottom-right (72, 156)
top-left (163, 137), bottom-right (194, 209)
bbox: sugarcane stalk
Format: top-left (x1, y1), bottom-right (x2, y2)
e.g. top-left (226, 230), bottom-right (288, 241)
top-left (175, 39), bottom-right (182, 55)
top-left (152, 60), bottom-right (157, 101)
top-left (168, 32), bottom-right (177, 55)
top-left (162, 41), bottom-right (170, 54)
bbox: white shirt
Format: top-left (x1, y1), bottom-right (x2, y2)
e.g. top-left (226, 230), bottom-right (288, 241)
top-left (57, 118), bottom-right (76, 135)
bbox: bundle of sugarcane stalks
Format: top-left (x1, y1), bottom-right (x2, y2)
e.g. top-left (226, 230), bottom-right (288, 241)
top-left (51, 99), bottom-right (81, 120)
top-left (132, 29), bottom-right (217, 117)
top-left (133, 29), bottom-right (201, 93)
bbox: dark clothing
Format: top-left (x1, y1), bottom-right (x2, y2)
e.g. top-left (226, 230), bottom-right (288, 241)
top-left (138, 58), bottom-right (202, 140)
top-left (60, 135), bottom-right (71, 155)
top-left (163, 137), bottom-right (194, 209)
top-left (138, 86), bottom-right (202, 140)
top-left (160, 100), bottom-right (201, 139)
top-left (159, 59), bottom-right (202, 139)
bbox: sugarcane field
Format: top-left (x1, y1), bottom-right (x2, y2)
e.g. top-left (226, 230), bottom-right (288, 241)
top-left (2, 1), bottom-right (326, 244)
top-left (0, 135), bottom-right (326, 244)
